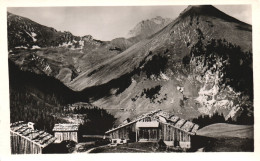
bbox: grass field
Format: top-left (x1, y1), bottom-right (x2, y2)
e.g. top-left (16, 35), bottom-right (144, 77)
top-left (195, 123), bottom-right (254, 152)
top-left (197, 123), bottom-right (253, 139)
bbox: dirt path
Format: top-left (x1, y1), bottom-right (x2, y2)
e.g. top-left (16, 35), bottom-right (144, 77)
top-left (85, 145), bottom-right (109, 153)
top-left (119, 147), bottom-right (148, 152)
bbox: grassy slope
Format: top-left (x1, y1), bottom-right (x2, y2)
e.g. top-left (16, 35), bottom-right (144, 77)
top-left (196, 123), bottom-right (254, 152)
top-left (197, 123), bottom-right (253, 139)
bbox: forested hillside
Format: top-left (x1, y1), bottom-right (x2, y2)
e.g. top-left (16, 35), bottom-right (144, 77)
top-left (9, 61), bottom-right (116, 133)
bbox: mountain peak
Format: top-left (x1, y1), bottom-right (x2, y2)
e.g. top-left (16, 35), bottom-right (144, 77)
top-left (179, 5), bottom-right (248, 25)
top-left (127, 16), bottom-right (172, 38)
top-left (180, 5), bottom-right (220, 16)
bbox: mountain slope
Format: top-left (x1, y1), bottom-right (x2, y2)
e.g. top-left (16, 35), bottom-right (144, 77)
top-left (8, 12), bottom-right (172, 85)
top-left (8, 12), bottom-right (128, 84)
top-left (8, 5), bottom-right (253, 123)
top-left (8, 12), bottom-right (83, 50)
top-left (69, 5), bottom-right (251, 90)
top-left (66, 5), bottom-right (252, 122)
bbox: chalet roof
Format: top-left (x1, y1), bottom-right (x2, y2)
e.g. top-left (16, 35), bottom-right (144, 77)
top-left (10, 121), bottom-right (56, 148)
top-left (105, 109), bottom-right (199, 135)
top-left (52, 123), bottom-right (79, 132)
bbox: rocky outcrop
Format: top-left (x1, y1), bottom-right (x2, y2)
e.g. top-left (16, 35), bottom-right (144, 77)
top-left (7, 12), bottom-right (85, 50)
top-left (127, 16), bottom-right (172, 38)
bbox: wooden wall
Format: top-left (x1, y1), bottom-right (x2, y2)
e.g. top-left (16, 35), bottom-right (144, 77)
top-left (54, 131), bottom-right (78, 143)
top-left (109, 123), bottom-right (136, 141)
top-left (161, 123), bottom-right (190, 142)
top-left (10, 132), bottom-right (42, 154)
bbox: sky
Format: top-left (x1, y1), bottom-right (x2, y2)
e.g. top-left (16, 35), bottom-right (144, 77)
top-left (7, 5), bottom-right (252, 41)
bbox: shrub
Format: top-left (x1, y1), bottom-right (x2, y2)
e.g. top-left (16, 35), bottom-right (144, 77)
top-left (141, 85), bottom-right (161, 102)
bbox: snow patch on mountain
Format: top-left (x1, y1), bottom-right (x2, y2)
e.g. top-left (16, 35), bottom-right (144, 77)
top-left (24, 31), bottom-right (37, 42)
top-left (59, 41), bottom-right (73, 47)
top-left (32, 45), bottom-right (41, 49)
top-left (160, 72), bottom-right (170, 81)
top-left (79, 40), bottom-right (84, 49)
top-left (31, 32), bottom-right (37, 42)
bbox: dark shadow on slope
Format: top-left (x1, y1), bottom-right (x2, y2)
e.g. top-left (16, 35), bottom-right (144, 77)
top-left (75, 52), bottom-right (158, 102)
top-left (190, 135), bottom-right (254, 152)
top-left (9, 60), bottom-right (80, 104)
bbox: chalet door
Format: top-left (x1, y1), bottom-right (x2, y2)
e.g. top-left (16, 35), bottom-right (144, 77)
top-left (150, 129), bottom-right (158, 141)
top-left (173, 129), bottom-right (179, 146)
top-left (144, 130), bottom-right (149, 140)
top-left (129, 131), bottom-right (136, 141)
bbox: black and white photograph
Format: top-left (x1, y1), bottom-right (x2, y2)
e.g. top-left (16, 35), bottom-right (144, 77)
top-left (1, 0), bottom-right (258, 157)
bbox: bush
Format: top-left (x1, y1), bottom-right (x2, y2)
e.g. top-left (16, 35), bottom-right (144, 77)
top-left (182, 55), bottom-right (191, 67)
top-left (141, 85), bottom-right (161, 103)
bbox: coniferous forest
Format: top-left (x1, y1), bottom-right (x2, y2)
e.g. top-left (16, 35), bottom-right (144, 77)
top-left (9, 60), bottom-right (116, 134)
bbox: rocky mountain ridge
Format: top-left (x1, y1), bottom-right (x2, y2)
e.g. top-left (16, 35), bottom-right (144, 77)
top-left (127, 16), bottom-right (172, 38)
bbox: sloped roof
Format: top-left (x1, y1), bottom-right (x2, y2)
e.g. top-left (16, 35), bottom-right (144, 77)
top-left (10, 121), bottom-right (56, 148)
top-left (52, 123), bottom-right (79, 132)
top-left (105, 109), bottom-right (161, 134)
top-left (105, 109), bottom-right (199, 135)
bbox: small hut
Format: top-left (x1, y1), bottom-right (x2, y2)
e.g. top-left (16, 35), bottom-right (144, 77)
top-left (52, 124), bottom-right (79, 143)
top-left (10, 121), bottom-right (56, 154)
top-left (105, 109), bottom-right (199, 149)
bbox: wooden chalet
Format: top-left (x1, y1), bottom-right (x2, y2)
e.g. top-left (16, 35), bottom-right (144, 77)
top-left (52, 124), bottom-right (79, 143)
top-left (10, 121), bottom-right (56, 154)
top-left (105, 109), bottom-right (199, 149)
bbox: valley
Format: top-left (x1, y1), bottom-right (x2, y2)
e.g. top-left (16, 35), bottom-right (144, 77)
top-left (7, 5), bottom-right (253, 152)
